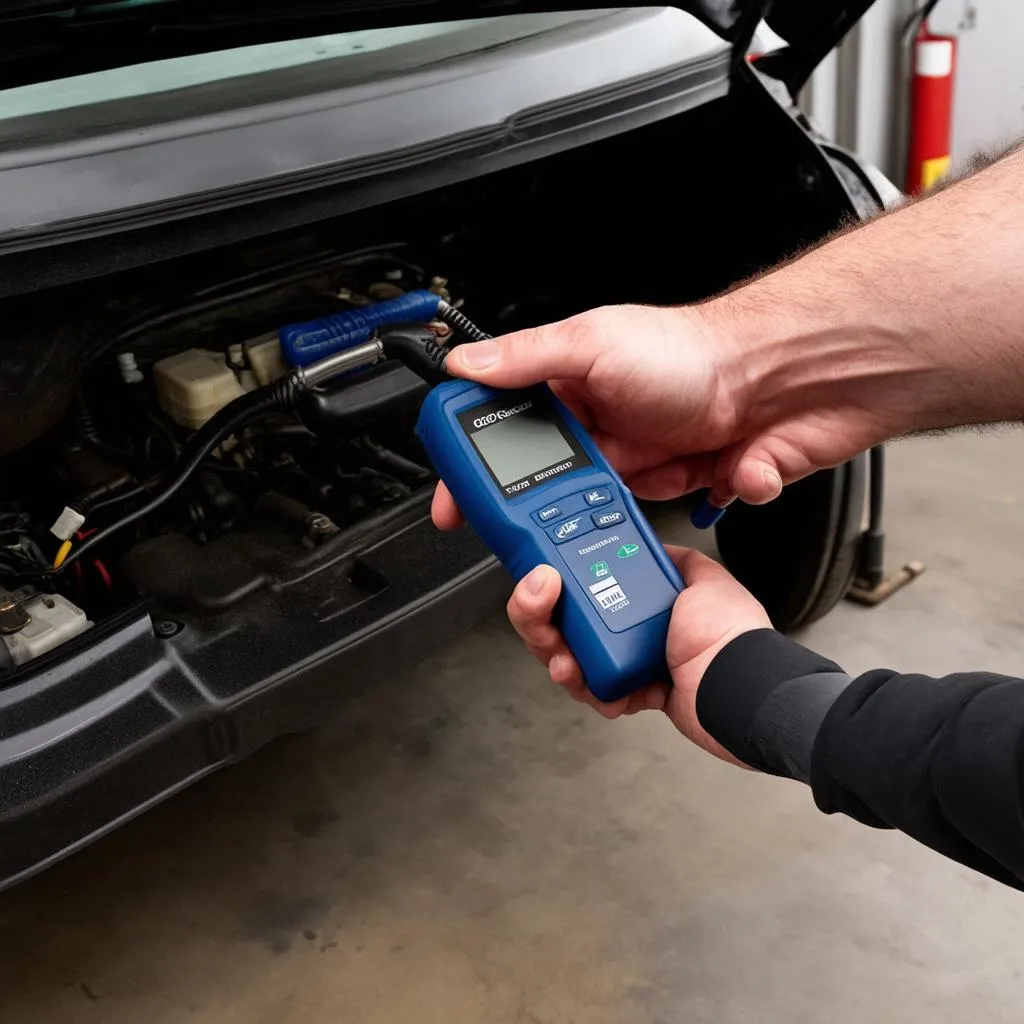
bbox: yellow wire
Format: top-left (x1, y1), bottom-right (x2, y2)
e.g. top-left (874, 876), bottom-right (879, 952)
top-left (53, 539), bottom-right (72, 570)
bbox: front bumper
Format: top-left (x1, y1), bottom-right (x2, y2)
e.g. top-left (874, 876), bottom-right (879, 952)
top-left (0, 503), bottom-right (506, 891)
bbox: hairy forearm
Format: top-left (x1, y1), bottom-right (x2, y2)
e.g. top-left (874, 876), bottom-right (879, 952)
top-left (708, 148), bottom-right (1024, 439)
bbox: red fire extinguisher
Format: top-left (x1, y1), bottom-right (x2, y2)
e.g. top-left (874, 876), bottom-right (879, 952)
top-left (905, 16), bottom-right (957, 194)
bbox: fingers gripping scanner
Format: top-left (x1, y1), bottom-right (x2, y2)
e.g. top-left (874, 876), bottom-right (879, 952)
top-left (415, 381), bottom-right (683, 702)
top-left (195, 300), bottom-right (688, 703)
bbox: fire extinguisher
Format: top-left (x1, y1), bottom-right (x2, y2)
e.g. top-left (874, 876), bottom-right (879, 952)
top-left (905, 2), bottom-right (957, 194)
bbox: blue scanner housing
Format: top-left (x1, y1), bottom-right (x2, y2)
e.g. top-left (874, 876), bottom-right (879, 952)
top-left (416, 380), bottom-right (683, 702)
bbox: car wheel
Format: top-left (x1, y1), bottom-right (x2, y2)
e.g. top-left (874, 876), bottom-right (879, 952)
top-left (714, 455), bottom-right (866, 631)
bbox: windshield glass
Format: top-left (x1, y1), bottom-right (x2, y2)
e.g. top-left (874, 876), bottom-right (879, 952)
top-left (0, 21), bottom-right (495, 119)
top-left (0, 10), bottom-right (634, 144)
top-left (0, 11), bottom-right (625, 120)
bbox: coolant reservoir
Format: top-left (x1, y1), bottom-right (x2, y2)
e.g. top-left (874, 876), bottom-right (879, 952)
top-left (154, 349), bottom-right (245, 430)
top-left (244, 333), bottom-right (287, 386)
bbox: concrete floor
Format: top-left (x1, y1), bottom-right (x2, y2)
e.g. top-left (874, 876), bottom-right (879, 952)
top-left (2, 432), bottom-right (1024, 1023)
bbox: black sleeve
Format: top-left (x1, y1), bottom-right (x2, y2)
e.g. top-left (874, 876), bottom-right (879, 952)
top-left (696, 629), bottom-right (1024, 891)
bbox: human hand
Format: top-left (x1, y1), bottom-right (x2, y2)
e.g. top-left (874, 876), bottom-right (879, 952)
top-left (431, 300), bottom-right (895, 530)
top-left (505, 545), bottom-right (772, 765)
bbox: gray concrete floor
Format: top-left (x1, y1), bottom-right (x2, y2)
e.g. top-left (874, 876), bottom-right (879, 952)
top-left (3, 432), bottom-right (1024, 1023)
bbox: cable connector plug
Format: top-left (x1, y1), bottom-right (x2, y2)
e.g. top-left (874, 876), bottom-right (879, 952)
top-left (50, 506), bottom-right (86, 542)
top-left (380, 326), bottom-right (453, 386)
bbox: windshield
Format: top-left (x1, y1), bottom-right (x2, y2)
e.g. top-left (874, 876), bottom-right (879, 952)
top-left (0, 10), bottom-right (631, 144)
top-left (1, 21), bottom-right (493, 120)
top-left (0, 11), bottom-right (625, 118)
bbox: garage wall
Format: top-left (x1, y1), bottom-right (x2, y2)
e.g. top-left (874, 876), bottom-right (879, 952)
top-left (853, 0), bottom-right (909, 175)
top-left (929, 0), bottom-right (1024, 165)
top-left (806, 0), bottom-right (1024, 183)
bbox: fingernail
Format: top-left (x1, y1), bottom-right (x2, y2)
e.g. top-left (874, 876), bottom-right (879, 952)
top-left (523, 566), bottom-right (548, 595)
top-left (456, 340), bottom-right (499, 370)
top-left (761, 467), bottom-right (783, 498)
top-left (550, 654), bottom-right (568, 679)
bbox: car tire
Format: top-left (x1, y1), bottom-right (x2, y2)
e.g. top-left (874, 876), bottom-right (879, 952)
top-left (714, 455), bottom-right (866, 631)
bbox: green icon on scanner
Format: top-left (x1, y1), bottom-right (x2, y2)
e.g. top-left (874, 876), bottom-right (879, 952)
top-left (590, 561), bottom-right (610, 579)
top-left (617, 544), bottom-right (640, 559)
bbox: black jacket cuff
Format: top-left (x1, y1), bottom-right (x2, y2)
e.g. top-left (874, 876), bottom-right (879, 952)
top-left (696, 629), bottom-right (851, 781)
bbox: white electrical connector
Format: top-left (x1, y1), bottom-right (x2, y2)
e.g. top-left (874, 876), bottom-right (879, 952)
top-left (117, 352), bottom-right (144, 384)
top-left (50, 506), bottom-right (86, 541)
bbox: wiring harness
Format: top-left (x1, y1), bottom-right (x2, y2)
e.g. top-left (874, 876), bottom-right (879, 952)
top-left (47, 314), bottom-right (480, 575)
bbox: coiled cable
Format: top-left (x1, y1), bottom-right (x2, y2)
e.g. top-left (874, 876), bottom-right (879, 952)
top-left (437, 302), bottom-right (493, 343)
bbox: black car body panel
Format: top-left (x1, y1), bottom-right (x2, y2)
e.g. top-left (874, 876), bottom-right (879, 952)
top-left (0, 9), bottom-right (732, 295)
top-left (0, 499), bottom-right (505, 890)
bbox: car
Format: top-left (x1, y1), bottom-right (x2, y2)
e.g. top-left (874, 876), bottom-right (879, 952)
top-left (0, 0), bottom-right (893, 889)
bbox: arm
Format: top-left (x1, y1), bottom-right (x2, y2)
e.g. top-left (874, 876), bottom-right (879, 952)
top-left (699, 630), bottom-right (1024, 891)
top-left (512, 556), bottom-right (1024, 891)
top-left (433, 148), bottom-right (1024, 888)
top-left (434, 146), bottom-right (1024, 524)
top-left (699, 146), bottom-right (1024, 507)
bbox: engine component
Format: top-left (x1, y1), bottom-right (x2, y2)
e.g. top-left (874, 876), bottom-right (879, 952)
top-left (0, 504), bottom-right (48, 578)
top-left (50, 330), bottom-right (451, 574)
top-left (50, 506), bottom-right (85, 542)
top-left (279, 291), bottom-right (489, 367)
top-left (299, 363), bottom-right (428, 436)
top-left (1, 593), bottom-right (91, 667)
top-left (154, 349), bottom-right (245, 430)
top-left (0, 588), bottom-right (30, 634)
top-left (116, 352), bottom-right (144, 384)
top-left (245, 333), bottom-right (288, 386)
top-left (279, 289), bottom-right (443, 366)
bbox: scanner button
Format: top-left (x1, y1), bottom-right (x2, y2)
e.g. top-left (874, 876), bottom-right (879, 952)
top-left (583, 488), bottom-right (612, 506)
top-left (592, 509), bottom-right (624, 529)
top-left (535, 504), bottom-right (562, 523)
top-left (548, 515), bottom-right (594, 544)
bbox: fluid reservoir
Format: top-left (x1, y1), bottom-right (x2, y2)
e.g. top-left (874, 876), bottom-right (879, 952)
top-left (154, 349), bottom-right (245, 430)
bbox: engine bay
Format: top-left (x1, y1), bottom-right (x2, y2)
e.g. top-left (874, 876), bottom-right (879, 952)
top-left (0, 96), bottom-right (849, 677)
top-left (0, 242), bottom-right (488, 672)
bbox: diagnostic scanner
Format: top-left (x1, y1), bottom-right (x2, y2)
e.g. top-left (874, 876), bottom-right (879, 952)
top-left (416, 380), bottom-right (683, 702)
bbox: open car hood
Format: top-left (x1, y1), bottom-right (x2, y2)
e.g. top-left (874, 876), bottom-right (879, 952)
top-left (1, 1), bottom-right (877, 92)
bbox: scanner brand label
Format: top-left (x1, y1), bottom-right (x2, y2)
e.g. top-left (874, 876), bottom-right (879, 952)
top-left (472, 401), bottom-right (532, 429)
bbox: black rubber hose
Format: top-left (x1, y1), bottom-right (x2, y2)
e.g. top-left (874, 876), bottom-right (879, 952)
top-left (56, 376), bottom-right (300, 573)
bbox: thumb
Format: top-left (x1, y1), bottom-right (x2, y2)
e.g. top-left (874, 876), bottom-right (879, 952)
top-left (707, 442), bottom-right (787, 508)
top-left (727, 455), bottom-right (785, 506)
top-left (444, 314), bottom-right (602, 387)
